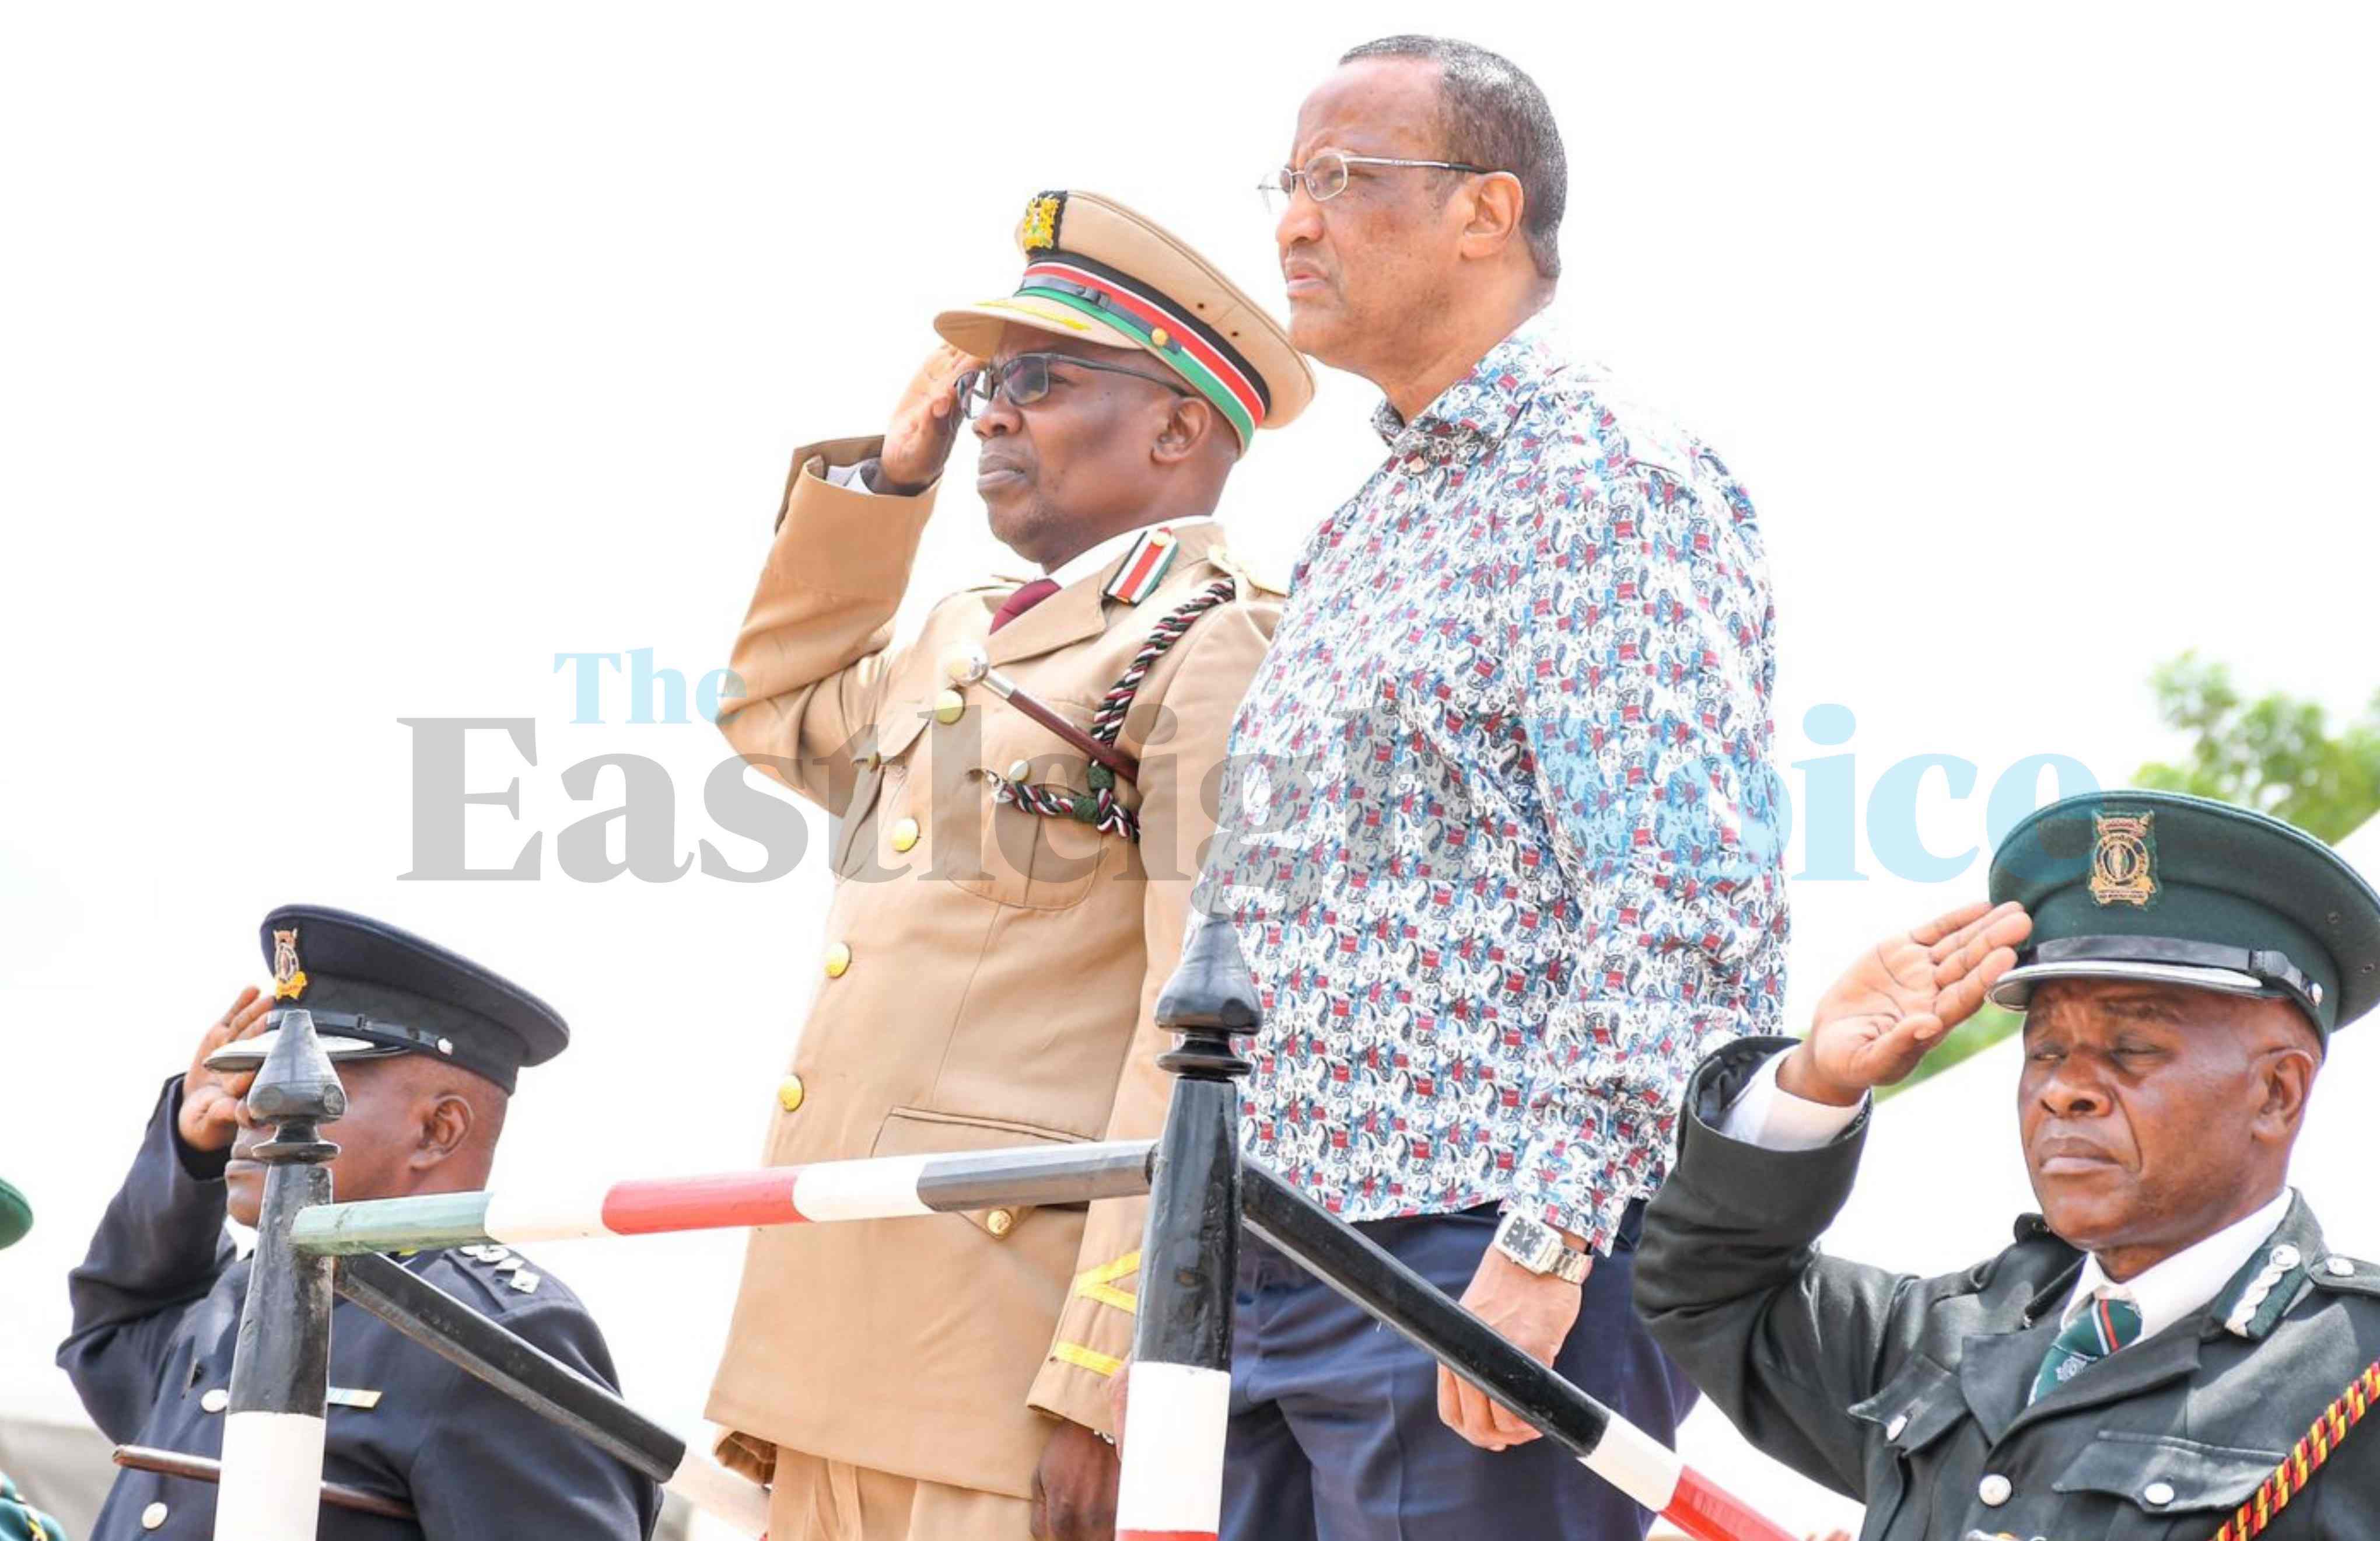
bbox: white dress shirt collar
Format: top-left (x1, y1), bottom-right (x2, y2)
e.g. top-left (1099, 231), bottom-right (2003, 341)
top-left (2062, 1186), bottom-right (2295, 1341)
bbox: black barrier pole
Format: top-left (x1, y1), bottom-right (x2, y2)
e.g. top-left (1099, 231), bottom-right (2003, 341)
top-left (334, 1252), bottom-right (685, 1483)
top-left (215, 1008), bottom-right (345, 1541)
top-left (1113, 917), bottom-right (1258, 1541)
top-left (1240, 1165), bottom-right (1794, 1541)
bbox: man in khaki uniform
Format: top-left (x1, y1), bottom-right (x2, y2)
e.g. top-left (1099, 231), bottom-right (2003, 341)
top-left (704, 190), bottom-right (1312, 1541)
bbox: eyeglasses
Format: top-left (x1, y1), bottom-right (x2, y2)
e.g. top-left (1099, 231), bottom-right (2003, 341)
top-left (954, 352), bottom-right (1192, 420)
top-left (1258, 150), bottom-right (1502, 216)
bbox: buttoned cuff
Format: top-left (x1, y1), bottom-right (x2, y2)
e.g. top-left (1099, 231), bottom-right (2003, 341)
top-left (1718, 1051), bottom-right (1868, 1151)
top-left (1502, 1172), bottom-right (1632, 1257)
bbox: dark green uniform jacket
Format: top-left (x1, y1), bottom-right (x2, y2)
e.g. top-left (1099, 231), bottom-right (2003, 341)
top-left (1636, 1038), bottom-right (2380, 1540)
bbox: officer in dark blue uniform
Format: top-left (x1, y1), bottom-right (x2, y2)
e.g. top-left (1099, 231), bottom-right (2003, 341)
top-left (58, 905), bottom-right (661, 1539)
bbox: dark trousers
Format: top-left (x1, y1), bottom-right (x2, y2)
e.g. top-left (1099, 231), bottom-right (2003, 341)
top-left (1221, 1201), bottom-right (1697, 1540)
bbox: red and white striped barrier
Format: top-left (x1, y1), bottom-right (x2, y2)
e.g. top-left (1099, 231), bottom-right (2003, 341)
top-left (289, 1140), bottom-right (1154, 1254)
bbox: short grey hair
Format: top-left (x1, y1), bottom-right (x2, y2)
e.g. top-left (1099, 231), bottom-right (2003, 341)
top-left (1339, 34), bottom-right (1566, 280)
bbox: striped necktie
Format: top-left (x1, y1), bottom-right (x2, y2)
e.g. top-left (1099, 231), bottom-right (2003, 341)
top-left (2030, 1289), bottom-right (2143, 1404)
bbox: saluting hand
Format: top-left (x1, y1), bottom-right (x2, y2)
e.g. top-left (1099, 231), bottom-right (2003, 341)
top-left (877, 343), bottom-right (981, 491)
top-left (177, 984), bottom-right (274, 1152)
top-left (1779, 900), bottom-right (2032, 1107)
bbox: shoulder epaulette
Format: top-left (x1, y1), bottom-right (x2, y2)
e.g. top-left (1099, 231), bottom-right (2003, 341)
top-left (1208, 543), bottom-right (1287, 597)
top-left (2310, 1253), bottom-right (2380, 1299)
top-left (448, 1243), bottom-right (550, 1302)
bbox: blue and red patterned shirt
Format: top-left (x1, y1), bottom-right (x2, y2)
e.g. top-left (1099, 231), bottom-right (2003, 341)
top-left (1199, 312), bottom-right (1789, 1251)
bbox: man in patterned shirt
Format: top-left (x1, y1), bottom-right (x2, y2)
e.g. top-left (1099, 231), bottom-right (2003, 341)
top-left (1196, 34), bottom-right (1790, 1540)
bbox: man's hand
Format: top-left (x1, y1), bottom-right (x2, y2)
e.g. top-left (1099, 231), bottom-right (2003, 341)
top-left (1779, 899), bottom-right (2032, 1107)
top-left (1028, 1419), bottom-right (1118, 1540)
top-left (177, 986), bottom-right (274, 1152)
top-left (876, 343), bottom-right (980, 491)
top-left (1436, 1236), bottom-right (1586, 1449)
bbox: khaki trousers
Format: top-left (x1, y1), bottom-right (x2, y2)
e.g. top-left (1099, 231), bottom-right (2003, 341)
top-left (767, 1447), bottom-right (1033, 1541)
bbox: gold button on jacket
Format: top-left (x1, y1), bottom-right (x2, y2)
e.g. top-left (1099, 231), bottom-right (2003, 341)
top-left (706, 435), bottom-right (1280, 1502)
top-left (821, 942), bottom-right (851, 979)
top-left (777, 1075), bottom-right (806, 1113)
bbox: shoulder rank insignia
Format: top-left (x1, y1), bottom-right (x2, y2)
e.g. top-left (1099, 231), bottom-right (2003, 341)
top-left (1105, 527), bottom-right (1178, 604)
top-left (1209, 542), bottom-right (1287, 597)
top-left (271, 927), bottom-right (309, 1001)
top-left (2089, 810), bottom-right (2157, 907)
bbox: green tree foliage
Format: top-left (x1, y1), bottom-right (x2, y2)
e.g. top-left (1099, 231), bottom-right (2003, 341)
top-left (2134, 653), bottom-right (2380, 841)
top-left (1881, 655), bottom-right (2380, 1101)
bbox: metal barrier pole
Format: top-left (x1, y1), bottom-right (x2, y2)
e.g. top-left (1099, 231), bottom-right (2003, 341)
top-left (215, 1009), bottom-right (345, 1541)
top-left (334, 1253), bottom-right (768, 1535)
top-left (288, 1138), bottom-right (1154, 1254)
top-left (1115, 917), bottom-right (1257, 1541)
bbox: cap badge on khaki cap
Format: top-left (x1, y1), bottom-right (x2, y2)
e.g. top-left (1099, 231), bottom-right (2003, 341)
top-left (936, 188), bottom-right (1315, 450)
top-left (1017, 193), bottom-right (1065, 255)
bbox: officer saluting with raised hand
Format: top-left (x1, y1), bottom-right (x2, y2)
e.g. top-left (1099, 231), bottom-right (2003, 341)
top-left (703, 191), bottom-right (1311, 1541)
top-left (58, 906), bottom-right (660, 1539)
top-left (1637, 790), bottom-right (2380, 1540)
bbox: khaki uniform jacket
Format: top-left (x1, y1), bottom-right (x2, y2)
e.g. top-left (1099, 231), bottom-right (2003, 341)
top-left (704, 437), bottom-right (1278, 1500)
top-left (1637, 1038), bottom-right (2380, 1540)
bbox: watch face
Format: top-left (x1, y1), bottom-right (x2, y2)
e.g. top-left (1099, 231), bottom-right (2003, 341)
top-left (1500, 1215), bottom-right (1558, 1270)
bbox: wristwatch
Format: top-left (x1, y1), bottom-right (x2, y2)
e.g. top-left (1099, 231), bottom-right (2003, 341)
top-left (1492, 1211), bottom-right (1591, 1285)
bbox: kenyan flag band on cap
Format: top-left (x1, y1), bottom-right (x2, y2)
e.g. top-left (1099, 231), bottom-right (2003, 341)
top-left (933, 190), bottom-right (1314, 449)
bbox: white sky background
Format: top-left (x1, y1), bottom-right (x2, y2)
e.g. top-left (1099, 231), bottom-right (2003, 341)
top-left (3, 4), bottom-right (2376, 1533)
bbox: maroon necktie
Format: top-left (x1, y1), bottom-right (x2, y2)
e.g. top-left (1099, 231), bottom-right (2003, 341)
top-left (988, 578), bottom-right (1060, 633)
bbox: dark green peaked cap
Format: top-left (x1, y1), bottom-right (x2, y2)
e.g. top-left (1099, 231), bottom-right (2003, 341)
top-left (0, 1179), bottom-right (28, 1251)
top-left (1986, 789), bottom-right (2380, 1038)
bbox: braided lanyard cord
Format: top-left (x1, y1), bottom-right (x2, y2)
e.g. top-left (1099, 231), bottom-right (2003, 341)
top-left (985, 577), bottom-right (1238, 844)
top-left (2210, 1360), bottom-right (2378, 1539)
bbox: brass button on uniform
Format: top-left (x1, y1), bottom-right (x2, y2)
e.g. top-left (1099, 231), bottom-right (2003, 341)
top-left (201, 1388), bottom-right (230, 1413)
top-left (778, 1074), bottom-right (806, 1113)
top-left (890, 816), bottom-right (921, 852)
top-left (1007, 759), bottom-right (1032, 781)
top-left (823, 942), bottom-right (852, 979)
top-left (985, 1208), bottom-right (1016, 1238)
top-left (935, 689), bottom-right (966, 725)
top-left (142, 1502), bottom-right (169, 1530)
